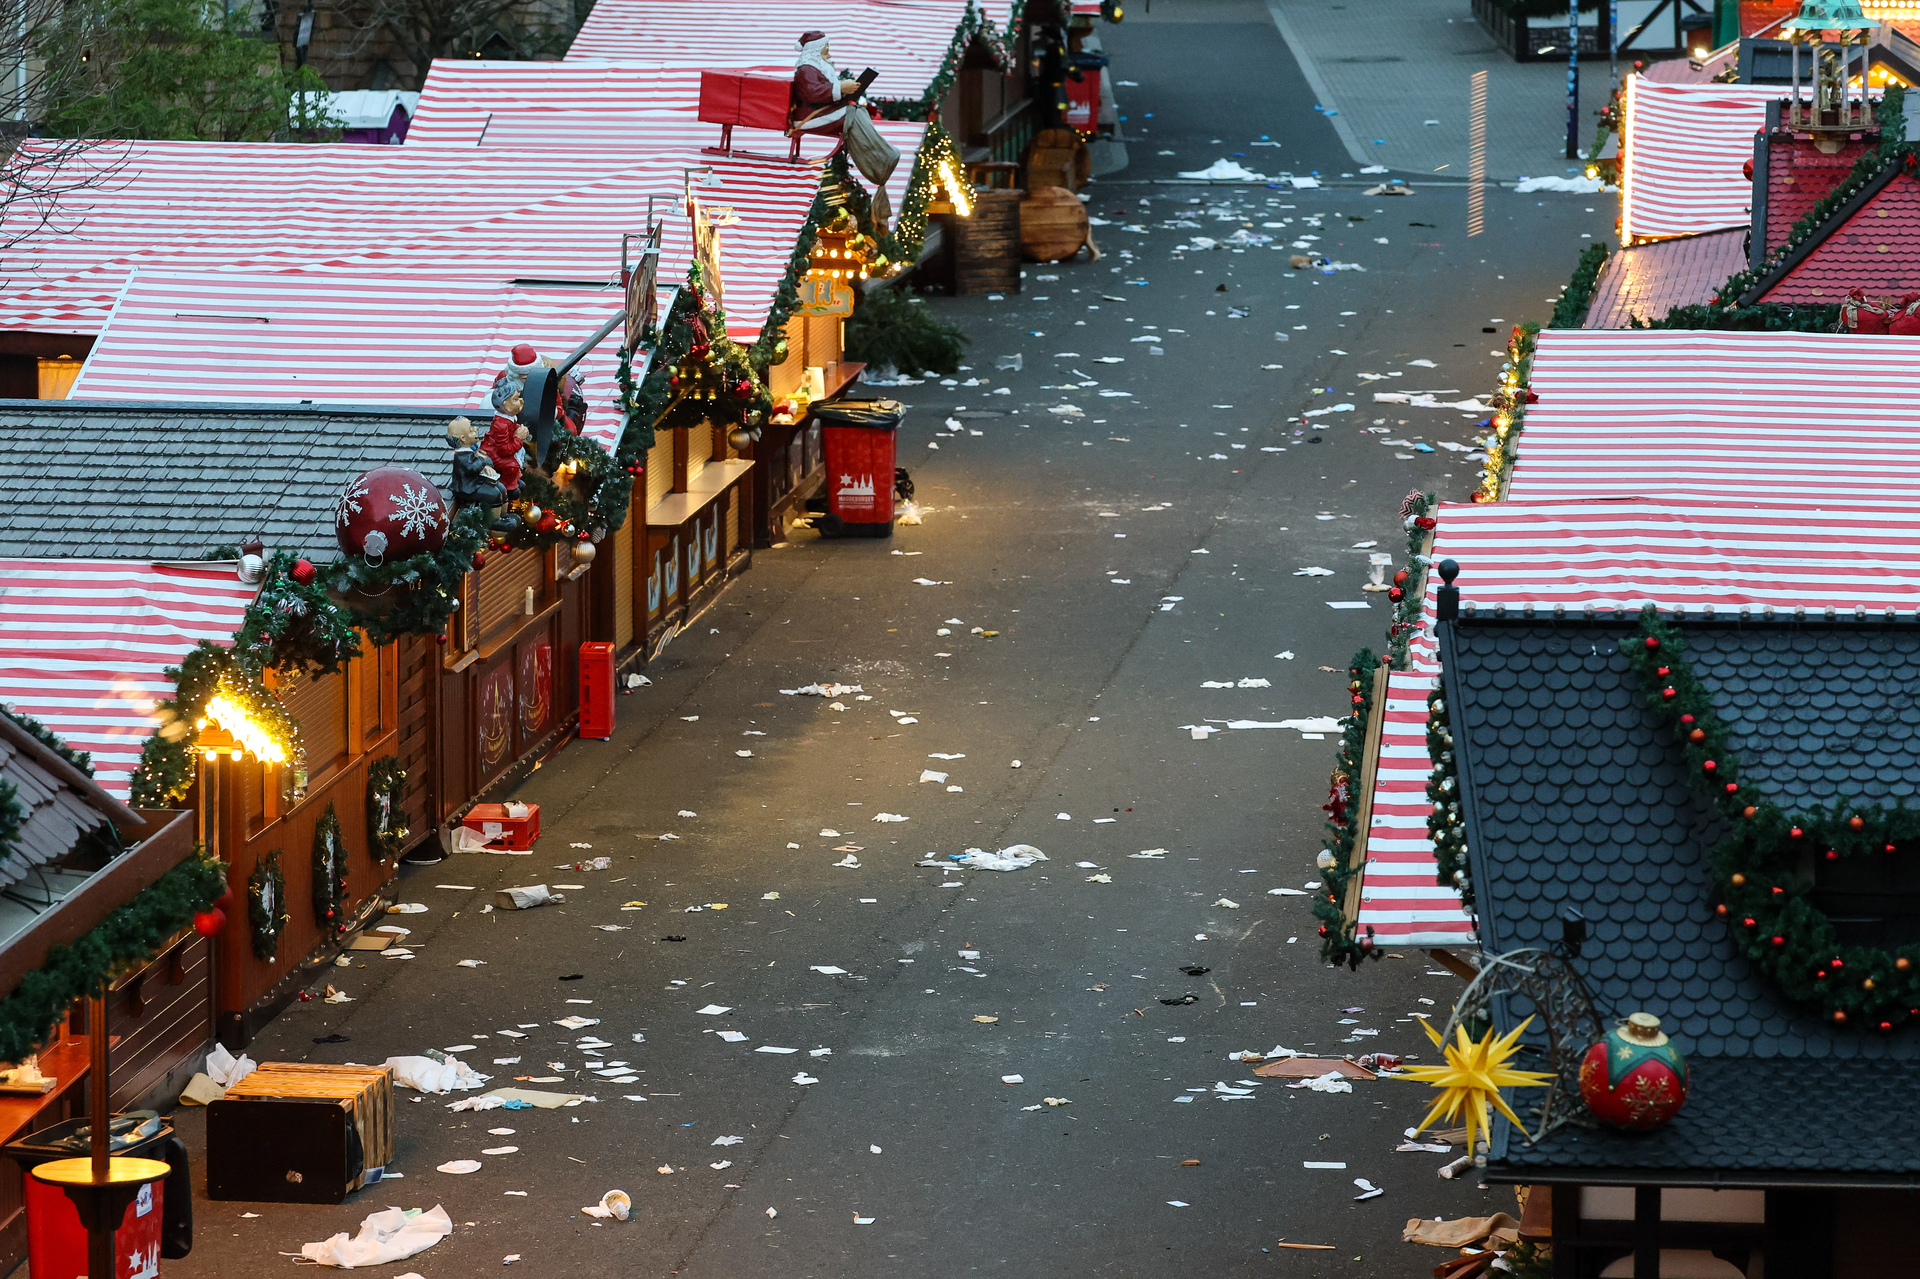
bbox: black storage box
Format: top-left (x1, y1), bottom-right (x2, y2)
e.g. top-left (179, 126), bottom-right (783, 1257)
top-left (206, 1097), bottom-right (364, 1204)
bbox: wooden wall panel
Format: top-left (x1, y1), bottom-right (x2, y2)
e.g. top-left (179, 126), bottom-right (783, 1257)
top-left (394, 635), bottom-right (436, 851)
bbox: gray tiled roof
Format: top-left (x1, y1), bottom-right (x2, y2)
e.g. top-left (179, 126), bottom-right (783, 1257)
top-left (0, 728), bottom-right (109, 892)
top-left (1443, 618), bottom-right (1920, 1179)
top-left (0, 399), bottom-right (464, 560)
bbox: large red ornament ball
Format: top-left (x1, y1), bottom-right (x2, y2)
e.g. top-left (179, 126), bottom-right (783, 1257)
top-left (192, 908), bottom-right (227, 938)
top-left (290, 558), bottom-right (316, 587)
top-left (1579, 1013), bottom-right (1688, 1131)
top-left (335, 466), bottom-right (451, 563)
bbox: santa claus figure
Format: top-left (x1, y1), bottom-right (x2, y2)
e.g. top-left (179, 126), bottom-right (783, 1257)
top-left (792, 31), bottom-right (861, 136)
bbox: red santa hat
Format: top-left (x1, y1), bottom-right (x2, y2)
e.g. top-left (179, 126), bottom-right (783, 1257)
top-left (509, 343), bottom-right (541, 373)
top-left (798, 30), bottom-right (827, 47)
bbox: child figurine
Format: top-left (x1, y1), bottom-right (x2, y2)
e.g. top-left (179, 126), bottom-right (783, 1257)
top-left (480, 384), bottom-right (533, 496)
top-left (446, 417), bottom-right (508, 512)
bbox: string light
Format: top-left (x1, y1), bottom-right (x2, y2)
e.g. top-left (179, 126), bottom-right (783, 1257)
top-left (202, 687), bottom-right (290, 764)
top-left (938, 157), bottom-right (974, 217)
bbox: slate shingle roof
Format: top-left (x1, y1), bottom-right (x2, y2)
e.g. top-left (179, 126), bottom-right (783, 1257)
top-left (0, 717), bottom-right (112, 892)
top-left (0, 400), bottom-right (462, 560)
top-left (1441, 616), bottom-right (1920, 1179)
top-left (1582, 229), bottom-right (1746, 327)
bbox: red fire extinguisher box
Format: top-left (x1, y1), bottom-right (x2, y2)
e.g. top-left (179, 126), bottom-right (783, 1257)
top-left (579, 641), bottom-right (615, 739)
top-left (813, 399), bottom-right (903, 538)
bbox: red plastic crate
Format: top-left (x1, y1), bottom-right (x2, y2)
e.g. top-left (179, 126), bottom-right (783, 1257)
top-left (462, 803), bottom-right (541, 850)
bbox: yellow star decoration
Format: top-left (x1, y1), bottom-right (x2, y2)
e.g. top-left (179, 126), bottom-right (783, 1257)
top-left (1395, 1017), bottom-right (1557, 1154)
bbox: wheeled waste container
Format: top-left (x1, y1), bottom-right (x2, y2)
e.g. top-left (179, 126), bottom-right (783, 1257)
top-left (8, 1111), bottom-right (191, 1276)
top-left (811, 398), bottom-right (904, 538)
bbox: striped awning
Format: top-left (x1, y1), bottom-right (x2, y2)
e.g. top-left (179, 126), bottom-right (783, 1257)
top-left (0, 145), bottom-right (822, 345)
top-left (1507, 329), bottom-right (1920, 510)
top-left (1355, 499), bottom-right (1920, 946)
top-left (408, 59), bottom-right (929, 218)
top-left (566, 0), bottom-right (988, 95)
top-left (1620, 78), bottom-right (1781, 241)
top-left (0, 560), bottom-right (256, 799)
top-left (65, 275), bottom-right (676, 448)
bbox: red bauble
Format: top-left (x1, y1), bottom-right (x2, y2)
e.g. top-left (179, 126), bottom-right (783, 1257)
top-left (1579, 1013), bottom-right (1687, 1131)
top-left (192, 908), bottom-right (227, 938)
top-left (1414, 516), bottom-right (1437, 530)
top-left (472, 552), bottom-right (488, 570)
top-left (290, 558), bottom-right (316, 586)
top-left (1645, 637), bottom-right (1660, 650)
top-left (212, 890), bottom-right (233, 912)
top-left (335, 466), bottom-right (449, 562)
top-left (1387, 587), bottom-right (1404, 602)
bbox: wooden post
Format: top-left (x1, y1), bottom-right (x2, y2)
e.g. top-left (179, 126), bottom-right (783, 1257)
top-left (87, 994), bottom-right (111, 1279)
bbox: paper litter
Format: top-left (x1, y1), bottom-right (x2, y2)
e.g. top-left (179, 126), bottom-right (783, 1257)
top-left (951, 845), bottom-right (1046, 872)
top-left (872, 813), bottom-right (909, 823)
top-left (384, 1056), bottom-right (489, 1094)
top-left (436, 1161), bottom-right (481, 1175)
top-left (581, 1190), bottom-right (632, 1221)
top-left (792, 1072), bottom-right (820, 1085)
top-left (1353, 1178), bottom-right (1384, 1201)
top-left (1177, 158), bottom-right (1267, 181)
top-left (495, 884), bottom-right (562, 910)
top-left (782, 683), bottom-right (863, 697)
top-left (297, 1205), bottom-right (453, 1268)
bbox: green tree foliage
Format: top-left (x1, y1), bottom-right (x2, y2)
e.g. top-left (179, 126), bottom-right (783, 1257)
top-left (842, 285), bottom-right (969, 378)
top-left (38, 0), bottom-right (339, 142)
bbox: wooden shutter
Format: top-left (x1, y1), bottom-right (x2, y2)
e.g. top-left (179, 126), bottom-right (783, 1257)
top-left (474, 546), bottom-right (545, 641)
top-left (614, 510), bottom-right (635, 649)
top-left (282, 668), bottom-right (348, 774)
top-left (646, 435), bottom-right (672, 507)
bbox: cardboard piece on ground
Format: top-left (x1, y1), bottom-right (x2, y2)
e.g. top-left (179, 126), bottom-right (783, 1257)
top-left (348, 934), bottom-right (395, 951)
top-left (1251, 1057), bottom-right (1377, 1080)
top-left (1402, 1213), bottom-right (1521, 1248)
top-left (177, 1073), bottom-right (225, 1106)
top-left (483, 1087), bottom-right (591, 1109)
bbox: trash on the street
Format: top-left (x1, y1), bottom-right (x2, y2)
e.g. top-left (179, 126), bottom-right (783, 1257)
top-left (495, 884), bottom-right (562, 910)
top-left (1402, 1214), bottom-right (1520, 1248)
top-left (298, 1205), bottom-right (454, 1267)
top-left (952, 844), bottom-right (1046, 871)
top-left (1352, 1179), bottom-right (1383, 1201)
top-left (1253, 1058), bottom-right (1376, 1081)
top-left (1001, 1074), bottom-right (1024, 1084)
top-left (582, 1189), bottom-right (632, 1221)
top-left (436, 1160), bottom-right (481, 1174)
top-left (385, 1055), bottom-right (490, 1094)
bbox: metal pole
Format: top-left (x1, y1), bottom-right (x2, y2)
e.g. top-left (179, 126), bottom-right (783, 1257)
top-left (558, 312), bottom-right (626, 376)
top-left (1609, 0), bottom-right (1618, 87)
top-left (1567, 0), bottom-right (1581, 160)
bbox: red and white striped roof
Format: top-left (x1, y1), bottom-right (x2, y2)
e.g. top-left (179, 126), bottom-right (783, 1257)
top-left (409, 59), bottom-right (929, 218)
top-left (1356, 498), bottom-right (1920, 946)
top-left (0, 560), bottom-right (256, 799)
top-left (1620, 78), bottom-right (1781, 241)
top-left (1506, 328), bottom-right (1920, 509)
top-left (67, 274), bottom-right (674, 448)
top-left (566, 0), bottom-right (986, 93)
top-left (0, 145), bottom-right (821, 344)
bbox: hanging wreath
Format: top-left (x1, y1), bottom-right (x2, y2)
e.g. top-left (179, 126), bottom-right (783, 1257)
top-left (312, 802), bottom-right (349, 936)
top-left (248, 849), bottom-right (289, 961)
top-left (366, 755), bottom-right (409, 862)
top-left (1626, 606), bottom-right (1920, 1033)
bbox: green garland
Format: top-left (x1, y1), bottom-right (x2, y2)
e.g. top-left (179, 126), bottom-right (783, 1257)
top-left (0, 850), bottom-right (225, 1064)
top-left (248, 849), bottom-right (289, 961)
top-left (366, 755), bottom-right (408, 861)
top-left (1472, 323), bottom-right (1539, 503)
top-left (1548, 243), bottom-right (1610, 329)
top-left (1426, 683), bottom-right (1470, 909)
top-left (1625, 607), bottom-right (1920, 1032)
top-left (311, 802), bottom-right (348, 937)
top-left (618, 279), bottom-right (772, 460)
top-left (233, 551), bottom-right (363, 677)
top-left (1314, 648), bottom-right (1381, 970)
top-left (517, 429), bottom-right (633, 543)
top-left (1385, 490), bottom-right (1438, 670)
top-left (2, 705), bottom-right (93, 776)
top-left (132, 642), bottom-right (305, 808)
top-left (344, 503), bottom-right (492, 647)
top-left (891, 121), bottom-right (964, 265)
top-left (874, 2), bottom-right (1022, 120)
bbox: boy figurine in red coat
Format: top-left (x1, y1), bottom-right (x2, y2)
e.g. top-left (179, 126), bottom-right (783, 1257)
top-left (481, 385), bottom-right (532, 496)
top-left (792, 31), bottom-right (861, 136)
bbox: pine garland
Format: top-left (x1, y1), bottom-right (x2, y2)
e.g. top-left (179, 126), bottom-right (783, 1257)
top-left (1625, 607), bottom-right (1920, 1033)
top-left (1, 705), bottom-right (93, 776)
top-left (617, 281), bottom-right (772, 462)
top-left (1314, 648), bottom-right (1382, 969)
top-left (0, 851), bottom-right (225, 1065)
top-left (1473, 323), bottom-right (1539, 503)
top-left (132, 642), bottom-right (305, 808)
top-left (1426, 684), bottom-right (1470, 909)
top-left (1386, 490), bottom-right (1439, 670)
top-left (874, 2), bottom-right (1023, 121)
top-left (232, 551), bottom-right (363, 677)
top-left (1548, 243), bottom-right (1610, 329)
top-left (311, 802), bottom-right (348, 937)
top-left (248, 849), bottom-right (289, 961)
top-left (366, 755), bottom-right (408, 862)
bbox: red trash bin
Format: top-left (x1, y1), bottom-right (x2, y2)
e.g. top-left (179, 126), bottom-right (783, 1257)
top-left (579, 641), bottom-right (615, 739)
top-left (26, 1156), bottom-right (170, 1279)
top-left (814, 399), bottom-right (903, 538)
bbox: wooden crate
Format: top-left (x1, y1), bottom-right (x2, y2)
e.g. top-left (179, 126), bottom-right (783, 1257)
top-left (952, 189), bottom-right (1024, 296)
top-left (229, 1062), bottom-right (394, 1182)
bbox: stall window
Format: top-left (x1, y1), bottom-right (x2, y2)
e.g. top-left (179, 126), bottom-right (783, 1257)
top-left (473, 544), bottom-right (547, 644)
top-left (282, 667), bottom-right (349, 778)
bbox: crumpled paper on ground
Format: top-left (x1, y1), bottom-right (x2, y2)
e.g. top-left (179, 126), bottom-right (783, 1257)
top-left (384, 1055), bottom-right (490, 1094)
top-left (781, 682), bottom-right (863, 697)
top-left (452, 826), bottom-right (493, 854)
top-left (298, 1205), bottom-right (452, 1268)
top-left (1403, 1212), bottom-right (1520, 1247)
top-left (181, 1043), bottom-right (257, 1104)
top-left (952, 844), bottom-right (1047, 872)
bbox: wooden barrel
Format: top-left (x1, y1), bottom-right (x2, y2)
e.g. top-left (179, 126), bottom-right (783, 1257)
top-left (952, 188), bottom-right (1024, 296)
top-left (1020, 186), bottom-right (1089, 263)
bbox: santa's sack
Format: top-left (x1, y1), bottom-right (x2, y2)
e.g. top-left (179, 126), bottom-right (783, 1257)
top-left (843, 106), bottom-right (900, 189)
top-left (1842, 287), bottom-right (1893, 334)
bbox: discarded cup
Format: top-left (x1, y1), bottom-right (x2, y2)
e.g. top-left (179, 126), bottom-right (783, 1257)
top-left (581, 1189), bottom-right (632, 1221)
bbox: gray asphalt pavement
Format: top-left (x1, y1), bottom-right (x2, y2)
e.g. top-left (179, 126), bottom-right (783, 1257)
top-left (158, 18), bottom-right (1616, 1276)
